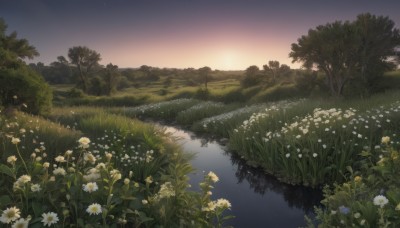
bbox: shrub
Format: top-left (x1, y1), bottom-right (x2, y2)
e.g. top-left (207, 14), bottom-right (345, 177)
top-left (0, 67), bottom-right (52, 115)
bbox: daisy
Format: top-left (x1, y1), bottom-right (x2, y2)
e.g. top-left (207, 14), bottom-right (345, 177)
top-left (0, 207), bottom-right (21, 224)
top-left (86, 203), bottom-right (102, 215)
top-left (41, 212), bottom-right (59, 227)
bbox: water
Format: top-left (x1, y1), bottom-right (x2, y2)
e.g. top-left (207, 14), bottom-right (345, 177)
top-left (164, 126), bottom-right (323, 228)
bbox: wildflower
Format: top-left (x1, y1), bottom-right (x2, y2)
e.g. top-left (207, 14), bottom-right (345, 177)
top-left (216, 198), bottom-right (231, 209)
top-left (124, 178), bottom-right (130, 185)
top-left (373, 195), bottom-right (389, 208)
top-left (105, 152), bottom-right (112, 160)
top-left (298, 154), bottom-right (302, 158)
top-left (312, 153), bottom-right (318, 158)
top-left (354, 212), bottom-right (361, 219)
top-left (0, 207), bottom-right (21, 224)
top-left (145, 176), bottom-right (153, 184)
top-left (110, 169), bottom-right (121, 181)
top-left (53, 167), bottom-right (66, 176)
top-left (17, 175), bottom-right (31, 184)
top-left (86, 203), bottom-right (102, 215)
top-left (202, 202), bottom-right (216, 212)
top-left (322, 144), bottom-right (327, 149)
top-left (83, 182), bottom-right (99, 193)
top-left (31, 184), bottom-right (41, 192)
top-left (207, 191), bottom-right (212, 195)
top-left (84, 153), bottom-right (96, 164)
top-left (207, 171), bottom-right (219, 183)
top-left (381, 136), bottom-right (390, 144)
top-left (54, 156), bottom-right (66, 163)
top-left (41, 212), bottom-right (59, 226)
top-left (11, 137), bottom-right (20, 145)
top-left (354, 176), bottom-right (362, 183)
top-left (78, 137), bottom-right (91, 148)
top-left (65, 150), bottom-right (73, 156)
top-left (285, 153), bottom-right (290, 158)
top-left (11, 218), bottom-right (29, 228)
top-left (339, 206), bottom-right (350, 215)
top-left (142, 199), bottom-right (148, 205)
top-left (7, 156), bottom-right (17, 164)
top-left (43, 162), bottom-right (50, 168)
top-left (360, 219), bottom-right (366, 225)
top-left (395, 203), bottom-right (400, 211)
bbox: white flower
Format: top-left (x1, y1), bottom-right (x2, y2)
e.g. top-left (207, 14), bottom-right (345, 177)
top-left (53, 167), bottom-right (66, 176)
top-left (65, 150), bottom-right (73, 156)
top-left (142, 199), bottom-right (148, 205)
top-left (43, 162), bottom-right (50, 168)
top-left (78, 137), bottom-right (91, 148)
top-left (84, 153), bottom-right (96, 164)
top-left (55, 156), bottom-right (66, 163)
top-left (41, 212), bottom-right (59, 226)
top-left (285, 153), bottom-right (290, 158)
top-left (11, 218), bottom-right (29, 228)
top-left (373, 195), bottom-right (389, 208)
top-left (83, 182), bottom-right (99, 193)
top-left (216, 198), bottom-right (231, 209)
top-left (11, 137), bottom-right (21, 145)
top-left (86, 203), bottom-right (102, 215)
top-left (0, 206), bottom-right (21, 224)
top-left (381, 136), bottom-right (390, 144)
top-left (31, 184), bottom-right (42, 192)
top-left (145, 176), bottom-right (153, 184)
top-left (207, 171), bottom-right (219, 183)
top-left (7, 156), bottom-right (17, 164)
top-left (312, 153), bottom-right (318, 158)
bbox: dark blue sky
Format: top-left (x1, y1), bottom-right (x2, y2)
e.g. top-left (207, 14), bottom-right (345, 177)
top-left (1, 0), bottom-right (400, 70)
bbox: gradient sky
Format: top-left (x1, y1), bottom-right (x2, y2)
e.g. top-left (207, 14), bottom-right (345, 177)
top-left (1, 0), bottom-right (400, 70)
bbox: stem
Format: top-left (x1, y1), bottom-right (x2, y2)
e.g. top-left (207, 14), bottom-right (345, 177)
top-left (15, 145), bottom-right (29, 174)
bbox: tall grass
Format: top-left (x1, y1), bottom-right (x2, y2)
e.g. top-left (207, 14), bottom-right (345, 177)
top-left (229, 92), bottom-right (400, 186)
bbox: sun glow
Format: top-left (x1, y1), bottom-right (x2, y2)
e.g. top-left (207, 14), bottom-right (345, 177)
top-left (219, 50), bottom-right (239, 70)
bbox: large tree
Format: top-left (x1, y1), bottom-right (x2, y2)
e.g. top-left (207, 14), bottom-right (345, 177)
top-left (0, 18), bottom-right (52, 114)
top-left (0, 18), bottom-right (39, 69)
top-left (68, 46), bottom-right (101, 93)
top-left (290, 13), bottom-right (400, 97)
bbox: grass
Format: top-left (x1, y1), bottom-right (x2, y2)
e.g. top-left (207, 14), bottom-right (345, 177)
top-left (229, 91), bottom-right (400, 186)
top-left (0, 107), bottom-right (233, 227)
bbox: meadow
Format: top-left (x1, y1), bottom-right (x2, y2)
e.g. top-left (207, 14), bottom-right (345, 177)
top-left (2, 70), bottom-right (400, 227)
top-left (0, 108), bottom-right (232, 227)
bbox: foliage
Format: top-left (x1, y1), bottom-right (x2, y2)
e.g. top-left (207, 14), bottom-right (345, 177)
top-left (67, 46), bottom-right (102, 93)
top-left (229, 96), bottom-right (400, 186)
top-left (122, 99), bottom-right (200, 121)
top-left (309, 138), bottom-right (400, 227)
top-left (0, 107), bottom-right (232, 227)
top-left (290, 13), bottom-right (400, 97)
top-left (263, 60), bottom-right (291, 84)
top-left (0, 18), bottom-right (38, 69)
top-left (241, 65), bottom-right (261, 88)
top-left (0, 67), bottom-right (52, 115)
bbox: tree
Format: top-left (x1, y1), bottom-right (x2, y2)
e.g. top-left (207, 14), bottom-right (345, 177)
top-left (0, 18), bottom-right (39, 69)
top-left (0, 18), bottom-right (52, 114)
top-left (290, 13), bottom-right (400, 97)
top-left (103, 63), bottom-right (120, 95)
top-left (263, 60), bottom-right (291, 83)
top-left (198, 66), bottom-right (212, 89)
top-left (241, 65), bottom-right (260, 87)
top-left (68, 46), bottom-right (101, 93)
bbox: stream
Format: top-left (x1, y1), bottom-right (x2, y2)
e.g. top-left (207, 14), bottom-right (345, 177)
top-left (164, 126), bottom-right (323, 228)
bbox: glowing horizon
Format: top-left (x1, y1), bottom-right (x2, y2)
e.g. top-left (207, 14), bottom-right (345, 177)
top-left (2, 0), bottom-right (399, 71)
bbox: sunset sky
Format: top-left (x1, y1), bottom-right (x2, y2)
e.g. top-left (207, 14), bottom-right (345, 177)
top-left (1, 0), bottom-right (400, 70)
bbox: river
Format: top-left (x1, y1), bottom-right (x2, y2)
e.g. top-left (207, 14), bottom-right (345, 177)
top-left (164, 126), bottom-right (323, 228)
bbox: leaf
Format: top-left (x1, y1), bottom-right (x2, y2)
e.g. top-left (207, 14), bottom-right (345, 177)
top-left (0, 164), bottom-right (15, 178)
top-left (0, 195), bottom-right (12, 207)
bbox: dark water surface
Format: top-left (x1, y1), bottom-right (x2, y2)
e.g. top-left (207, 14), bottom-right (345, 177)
top-left (164, 126), bottom-right (323, 228)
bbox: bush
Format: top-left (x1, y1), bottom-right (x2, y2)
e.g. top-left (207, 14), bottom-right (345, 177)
top-left (0, 67), bottom-right (52, 115)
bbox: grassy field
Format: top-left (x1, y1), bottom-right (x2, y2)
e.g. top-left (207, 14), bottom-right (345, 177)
top-left (0, 108), bottom-right (232, 227)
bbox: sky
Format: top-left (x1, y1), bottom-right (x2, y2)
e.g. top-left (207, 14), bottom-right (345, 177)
top-left (1, 0), bottom-right (400, 70)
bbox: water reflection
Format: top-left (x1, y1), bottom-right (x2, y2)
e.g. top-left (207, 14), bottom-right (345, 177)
top-left (229, 152), bottom-right (323, 213)
top-left (163, 125), bottom-right (323, 227)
